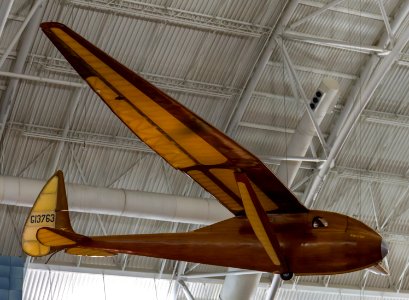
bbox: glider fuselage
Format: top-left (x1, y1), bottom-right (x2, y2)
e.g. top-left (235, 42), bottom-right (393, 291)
top-left (83, 210), bottom-right (385, 275)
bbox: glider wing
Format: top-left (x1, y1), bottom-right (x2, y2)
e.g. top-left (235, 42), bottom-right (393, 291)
top-left (40, 22), bottom-right (307, 216)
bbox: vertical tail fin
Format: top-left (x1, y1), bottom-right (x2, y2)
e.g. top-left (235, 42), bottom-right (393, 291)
top-left (22, 170), bottom-right (74, 257)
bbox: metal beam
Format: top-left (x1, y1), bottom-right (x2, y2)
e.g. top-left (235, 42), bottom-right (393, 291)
top-left (239, 121), bottom-right (296, 134)
top-left (182, 270), bottom-right (263, 279)
top-left (0, 0), bottom-right (44, 69)
top-left (68, 0), bottom-right (270, 38)
top-left (0, 69), bottom-right (237, 98)
top-left (259, 155), bottom-right (326, 163)
top-left (282, 31), bottom-right (390, 55)
top-left (0, 71), bottom-right (85, 88)
top-left (177, 280), bottom-right (195, 300)
top-left (263, 274), bottom-right (281, 300)
top-left (377, 0), bottom-right (394, 44)
top-left (0, 1), bottom-right (14, 40)
top-left (279, 40), bottom-right (328, 155)
top-left (8, 13), bottom-right (24, 22)
top-left (170, 261), bottom-right (187, 300)
top-left (333, 166), bottom-right (409, 186)
top-left (398, 259), bottom-right (409, 292)
top-left (368, 183), bottom-right (380, 230)
top-left (17, 143), bottom-right (53, 176)
top-left (381, 186), bottom-right (409, 230)
top-left (299, 0), bottom-right (385, 21)
top-left (267, 61), bottom-right (357, 80)
top-left (34, 56), bottom-right (241, 98)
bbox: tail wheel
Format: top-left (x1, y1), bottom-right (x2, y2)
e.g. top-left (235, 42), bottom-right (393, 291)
top-left (280, 272), bottom-right (294, 281)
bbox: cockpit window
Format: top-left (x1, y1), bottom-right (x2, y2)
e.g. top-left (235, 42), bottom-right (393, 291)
top-left (312, 216), bottom-right (328, 228)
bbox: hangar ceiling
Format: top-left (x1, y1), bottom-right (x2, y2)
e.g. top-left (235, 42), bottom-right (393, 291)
top-left (2, 0), bottom-right (409, 299)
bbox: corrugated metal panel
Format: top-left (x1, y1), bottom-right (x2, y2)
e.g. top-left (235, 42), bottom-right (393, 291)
top-left (368, 65), bottom-right (409, 115)
top-left (243, 93), bottom-right (303, 130)
top-left (337, 120), bottom-right (409, 175)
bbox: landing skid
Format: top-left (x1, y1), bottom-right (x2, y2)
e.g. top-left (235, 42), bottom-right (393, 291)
top-left (280, 272), bottom-right (294, 281)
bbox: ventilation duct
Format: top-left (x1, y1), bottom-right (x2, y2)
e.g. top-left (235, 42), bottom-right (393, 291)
top-left (0, 175), bottom-right (232, 225)
top-left (277, 78), bottom-right (339, 188)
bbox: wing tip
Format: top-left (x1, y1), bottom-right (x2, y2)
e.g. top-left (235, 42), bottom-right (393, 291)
top-left (40, 21), bottom-right (65, 31)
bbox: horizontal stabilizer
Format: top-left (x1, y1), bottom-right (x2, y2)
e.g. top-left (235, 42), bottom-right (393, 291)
top-left (37, 227), bottom-right (89, 247)
top-left (37, 228), bottom-right (116, 257)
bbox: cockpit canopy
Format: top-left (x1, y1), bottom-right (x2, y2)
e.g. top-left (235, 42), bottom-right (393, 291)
top-left (312, 216), bottom-right (328, 228)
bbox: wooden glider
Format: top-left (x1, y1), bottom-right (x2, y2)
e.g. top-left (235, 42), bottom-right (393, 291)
top-left (22, 23), bottom-right (389, 280)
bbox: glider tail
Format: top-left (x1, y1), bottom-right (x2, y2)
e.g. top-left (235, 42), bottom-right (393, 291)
top-left (22, 171), bottom-right (115, 257)
top-left (22, 170), bottom-right (76, 256)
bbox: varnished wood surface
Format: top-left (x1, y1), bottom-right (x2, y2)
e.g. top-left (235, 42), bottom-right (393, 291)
top-left (78, 211), bottom-right (383, 275)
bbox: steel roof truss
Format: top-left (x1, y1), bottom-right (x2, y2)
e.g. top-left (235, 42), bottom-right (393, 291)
top-left (289, 0), bottom-right (345, 29)
top-left (69, 0), bottom-right (270, 38)
top-left (282, 31), bottom-right (390, 55)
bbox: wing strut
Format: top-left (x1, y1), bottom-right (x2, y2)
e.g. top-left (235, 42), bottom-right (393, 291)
top-left (235, 172), bottom-right (288, 270)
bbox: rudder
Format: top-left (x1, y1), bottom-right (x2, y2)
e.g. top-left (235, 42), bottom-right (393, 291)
top-left (22, 170), bottom-right (74, 257)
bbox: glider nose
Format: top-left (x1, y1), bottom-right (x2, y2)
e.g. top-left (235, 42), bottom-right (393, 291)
top-left (381, 238), bottom-right (389, 259)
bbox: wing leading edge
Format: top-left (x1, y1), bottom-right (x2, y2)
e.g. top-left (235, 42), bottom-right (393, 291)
top-left (40, 22), bottom-right (307, 215)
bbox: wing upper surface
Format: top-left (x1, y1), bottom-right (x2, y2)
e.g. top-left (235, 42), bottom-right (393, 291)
top-left (41, 22), bottom-right (307, 215)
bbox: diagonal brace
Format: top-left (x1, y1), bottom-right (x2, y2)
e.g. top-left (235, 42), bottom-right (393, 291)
top-left (279, 39), bottom-right (329, 157)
